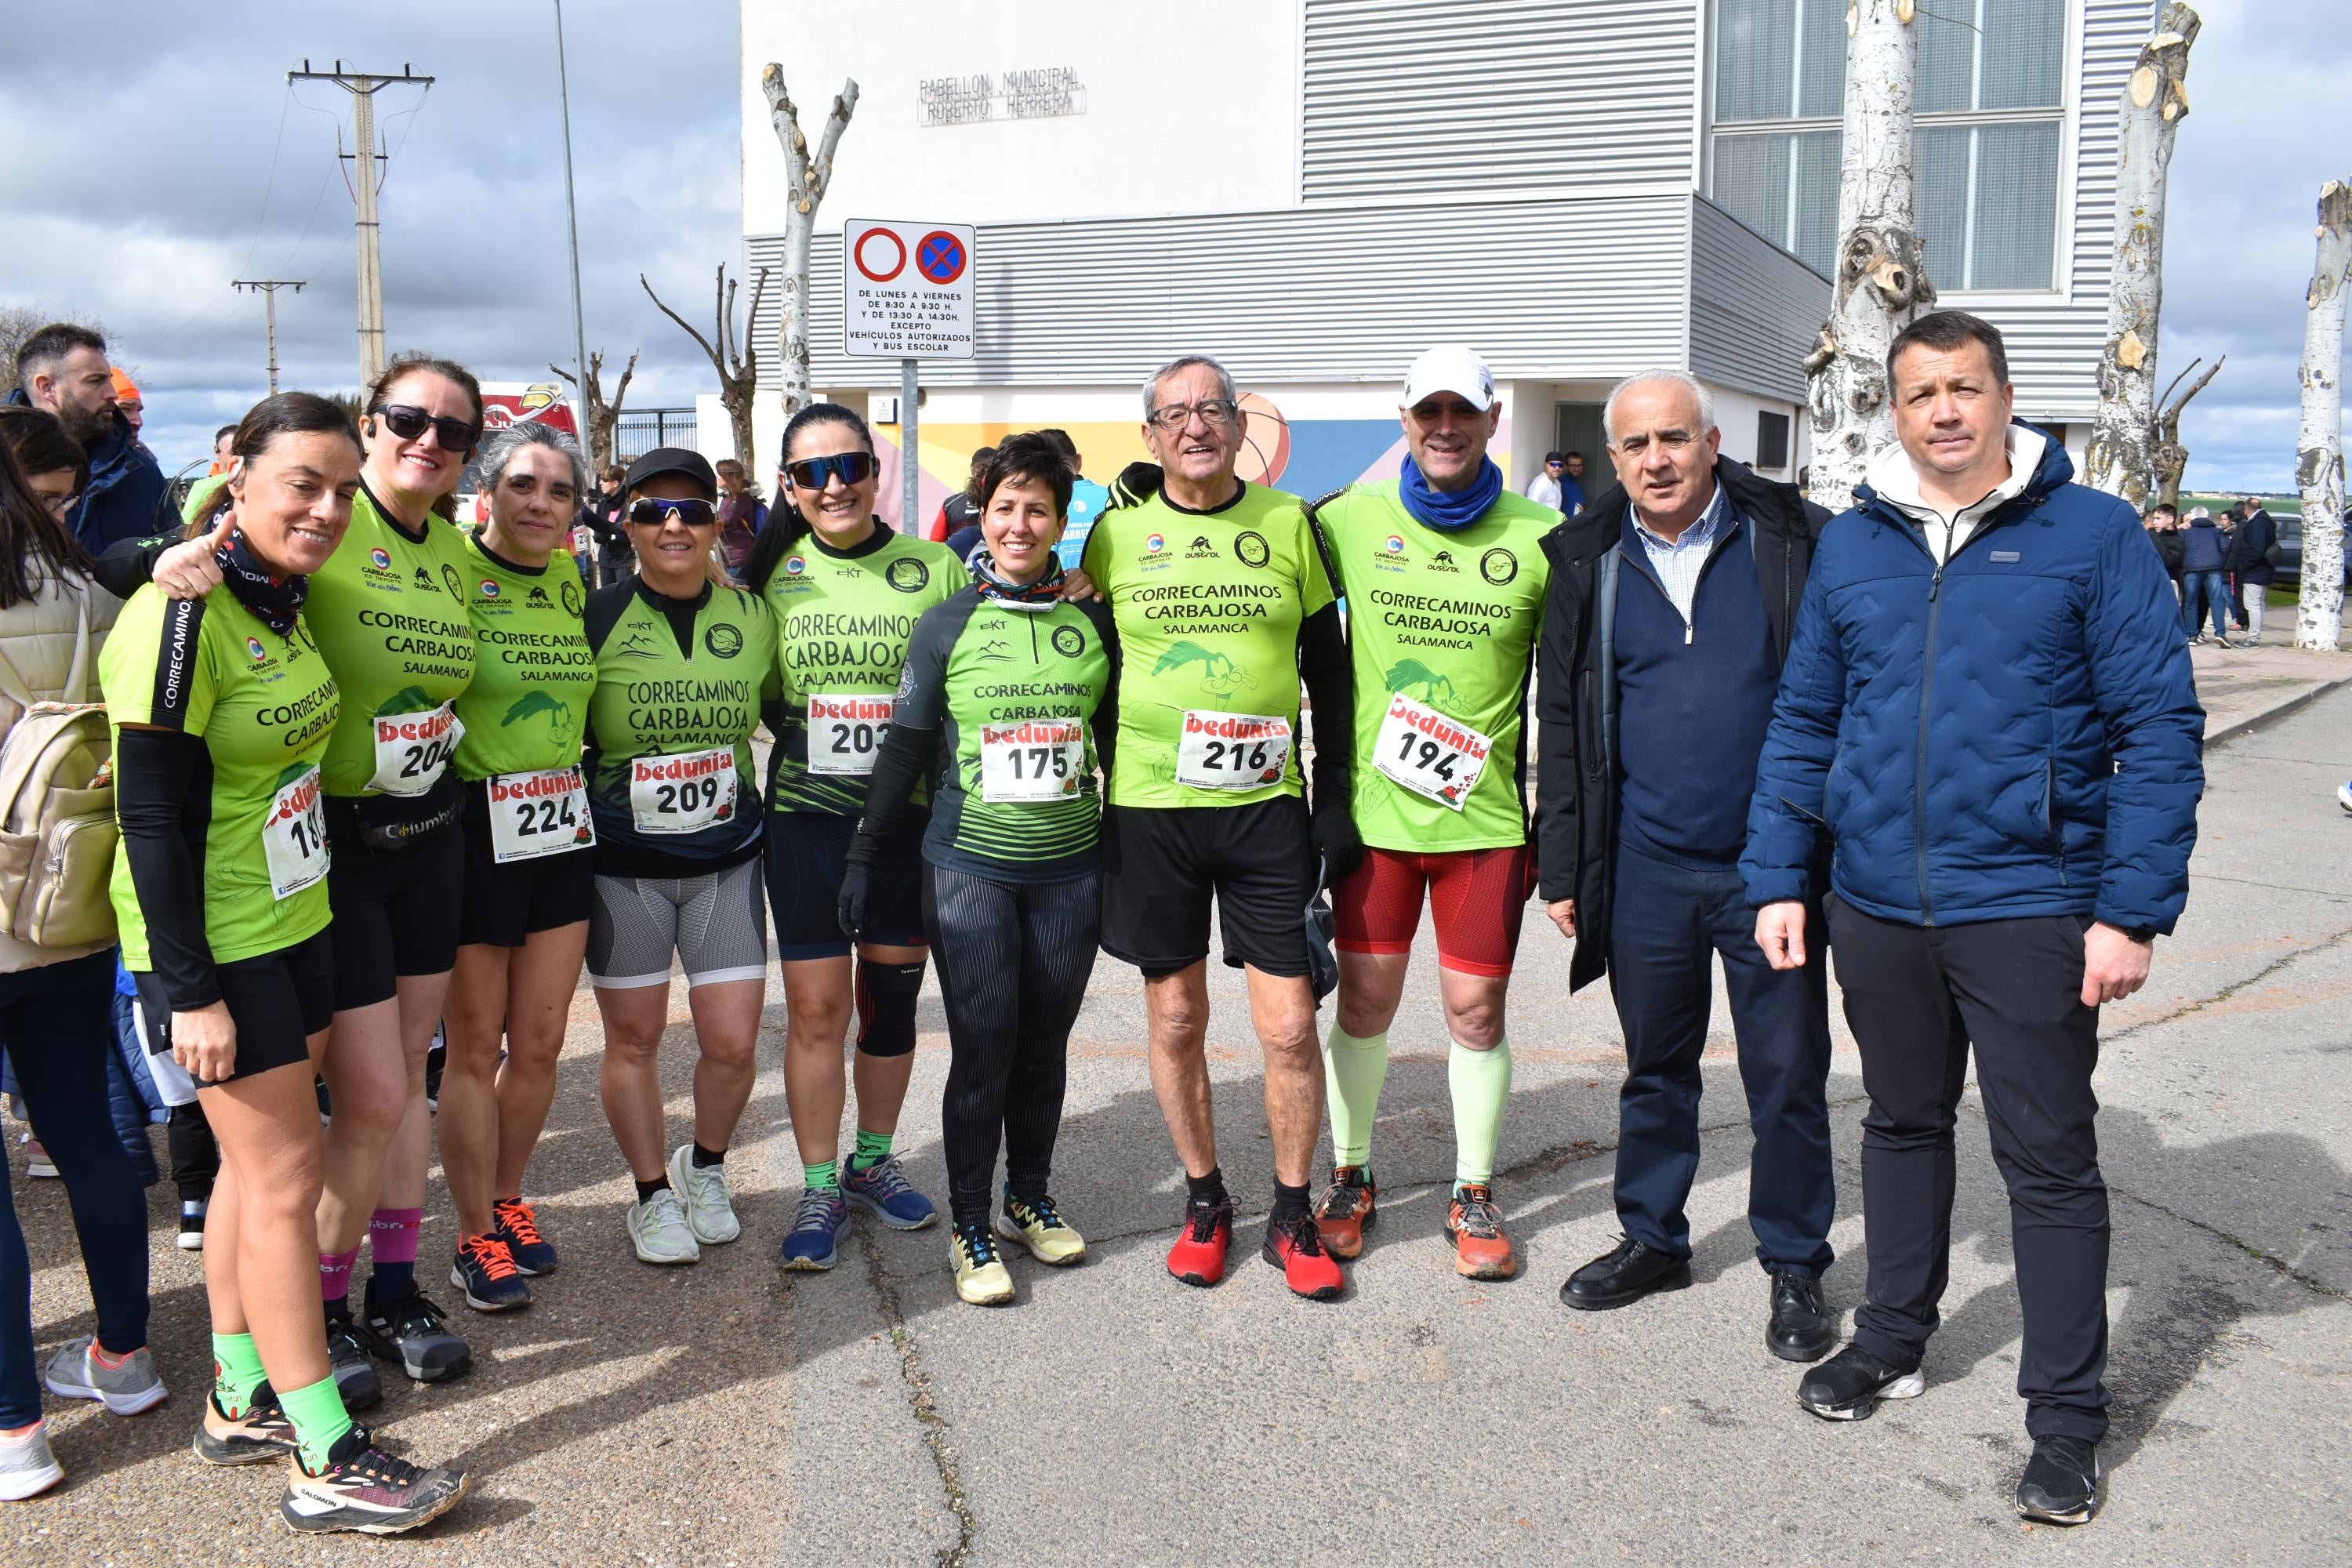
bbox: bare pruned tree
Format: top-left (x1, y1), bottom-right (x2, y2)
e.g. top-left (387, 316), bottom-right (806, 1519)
top-left (551, 348), bottom-right (638, 471)
top-left (641, 266), bottom-right (769, 472)
top-left (1, 303), bottom-right (112, 391)
top-left (2294, 179), bottom-right (2352, 652)
top-left (760, 65), bottom-right (858, 422)
top-left (2148, 354), bottom-right (2223, 508)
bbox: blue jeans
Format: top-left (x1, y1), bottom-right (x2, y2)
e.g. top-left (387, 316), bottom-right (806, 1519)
top-left (1, 950), bottom-right (153, 1426)
top-left (2181, 570), bottom-right (2228, 639)
top-left (1605, 841), bottom-right (1836, 1276)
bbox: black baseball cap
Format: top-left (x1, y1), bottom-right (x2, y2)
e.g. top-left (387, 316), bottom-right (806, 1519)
top-left (622, 446), bottom-right (717, 500)
top-left (1544, 450), bottom-right (1565, 463)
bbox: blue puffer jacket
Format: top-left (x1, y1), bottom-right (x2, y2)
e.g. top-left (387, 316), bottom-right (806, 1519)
top-left (1742, 426), bottom-right (2204, 932)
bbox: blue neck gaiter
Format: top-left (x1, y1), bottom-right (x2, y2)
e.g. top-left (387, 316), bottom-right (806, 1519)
top-left (1399, 454), bottom-right (1503, 533)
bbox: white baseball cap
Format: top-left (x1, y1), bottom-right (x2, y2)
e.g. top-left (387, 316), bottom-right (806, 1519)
top-left (1402, 346), bottom-right (1496, 412)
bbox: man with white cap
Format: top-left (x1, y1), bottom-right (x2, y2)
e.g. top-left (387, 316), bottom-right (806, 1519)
top-left (1301, 346), bottom-right (1556, 1281)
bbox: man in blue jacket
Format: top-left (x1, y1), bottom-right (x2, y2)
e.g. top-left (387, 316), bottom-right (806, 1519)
top-left (1744, 311), bottom-right (2201, 1527)
top-left (8, 323), bottom-right (170, 554)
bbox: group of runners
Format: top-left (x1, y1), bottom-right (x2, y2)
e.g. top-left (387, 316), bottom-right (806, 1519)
top-left (38, 340), bottom-right (1563, 1533)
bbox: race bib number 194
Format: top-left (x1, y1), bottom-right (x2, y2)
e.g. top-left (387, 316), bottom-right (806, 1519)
top-left (1373, 691), bottom-right (1490, 811)
top-left (629, 748), bottom-right (739, 833)
top-left (1174, 711), bottom-right (1292, 790)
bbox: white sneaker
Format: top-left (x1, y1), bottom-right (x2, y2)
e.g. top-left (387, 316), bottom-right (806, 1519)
top-left (0, 1420), bottom-right (63, 1501)
top-left (626, 1189), bottom-right (702, 1265)
top-left (42, 1336), bottom-right (169, 1415)
top-left (666, 1145), bottom-right (742, 1245)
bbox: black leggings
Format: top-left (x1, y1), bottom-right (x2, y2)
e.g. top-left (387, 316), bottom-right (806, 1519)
top-left (924, 863), bottom-right (1101, 1231)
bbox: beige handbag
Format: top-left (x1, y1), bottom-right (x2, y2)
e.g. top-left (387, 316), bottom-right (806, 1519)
top-left (0, 586), bottom-right (118, 948)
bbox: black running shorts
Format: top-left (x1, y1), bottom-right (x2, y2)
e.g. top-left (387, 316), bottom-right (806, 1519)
top-left (457, 780), bottom-right (597, 949)
top-left (1098, 795), bottom-right (1315, 978)
top-left (324, 808), bottom-right (466, 1011)
top-left (132, 926), bottom-right (335, 1094)
top-left (764, 811), bottom-right (929, 961)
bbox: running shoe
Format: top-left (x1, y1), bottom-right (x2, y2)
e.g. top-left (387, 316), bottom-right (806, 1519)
top-left (666, 1144), bottom-right (742, 1245)
top-left (450, 1234), bottom-right (532, 1312)
top-left (281, 1425), bottom-right (470, 1536)
top-left (22, 1135), bottom-right (56, 1178)
top-left (1263, 1210), bottom-right (1345, 1301)
top-left (177, 1199), bottom-right (207, 1251)
top-left (1797, 1341), bottom-right (1925, 1421)
top-left (1313, 1166), bottom-right (1377, 1260)
top-left (1446, 1184), bottom-right (1518, 1280)
top-left (2337, 778), bottom-right (2352, 815)
top-left (780, 1188), bottom-right (848, 1271)
top-left (996, 1192), bottom-right (1086, 1266)
top-left (2015, 1435), bottom-right (2102, 1525)
top-left (627, 1189), bottom-right (702, 1265)
top-left (841, 1153), bottom-right (937, 1230)
top-left (1166, 1196), bottom-right (1233, 1288)
top-left (424, 1030), bottom-right (445, 1112)
top-left (43, 1336), bottom-right (169, 1414)
top-left (0, 1421), bottom-right (62, 1501)
top-left (490, 1196), bottom-right (557, 1276)
top-left (356, 1283), bottom-right (472, 1383)
top-left (194, 1384), bottom-right (299, 1466)
top-left (315, 1076), bottom-right (332, 1124)
top-left (324, 1311), bottom-right (383, 1411)
top-left (949, 1222), bottom-right (1015, 1306)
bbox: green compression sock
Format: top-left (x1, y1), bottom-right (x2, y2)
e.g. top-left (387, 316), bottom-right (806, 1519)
top-left (210, 1331), bottom-right (267, 1417)
top-left (1322, 1025), bottom-right (1390, 1168)
top-left (1449, 1036), bottom-right (1514, 1187)
top-left (849, 1128), bottom-right (894, 1171)
top-left (804, 1160), bottom-right (840, 1193)
top-left (280, 1374), bottom-right (354, 1472)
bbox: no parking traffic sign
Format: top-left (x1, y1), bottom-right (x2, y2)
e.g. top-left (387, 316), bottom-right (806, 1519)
top-left (844, 217), bottom-right (975, 359)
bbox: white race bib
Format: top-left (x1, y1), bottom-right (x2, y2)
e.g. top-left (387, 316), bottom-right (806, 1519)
top-left (1174, 711), bottom-right (1292, 790)
top-left (260, 764), bottom-right (330, 899)
top-left (368, 701), bottom-right (463, 797)
top-left (486, 766), bottom-right (596, 863)
top-left (807, 691), bottom-right (895, 776)
top-left (979, 719), bottom-right (1087, 804)
top-left (1372, 691), bottom-right (1491, 811)
top-left (629, 747), bottom-right (739, 834)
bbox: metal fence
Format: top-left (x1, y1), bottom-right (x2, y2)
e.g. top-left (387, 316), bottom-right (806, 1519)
top-left (612, 408), bottom-right (700, 463)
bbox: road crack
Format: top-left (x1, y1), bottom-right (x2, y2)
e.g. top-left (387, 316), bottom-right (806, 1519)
top-left (2105, 923), bottom-right (2352, 1044)
top-left (857, 1223), bottom-right (978, 1566)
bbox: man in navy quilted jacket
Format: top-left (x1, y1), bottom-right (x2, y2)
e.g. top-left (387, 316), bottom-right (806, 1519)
top-left (1743, 311), bottom-right (2202, 1527)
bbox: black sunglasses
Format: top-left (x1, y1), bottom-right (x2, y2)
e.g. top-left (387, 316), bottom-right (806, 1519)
top-left (783, 451), bottom-right (877, 491)
top-left (628, 497), bottom-right (718, 528)
top-left (371, 404), bottom-right (481, 451)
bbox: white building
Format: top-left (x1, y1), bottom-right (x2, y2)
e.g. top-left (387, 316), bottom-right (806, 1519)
top-left (736, 0), bottom-right (2144, 525)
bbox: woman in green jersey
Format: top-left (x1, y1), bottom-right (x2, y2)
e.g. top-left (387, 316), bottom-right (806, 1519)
top-left (743, 405), bottom-right (961, 1270)
top-left (842, 434), bottom-right (1118, 1305)
top-left (104, 394), bottom-right (466, 1533)
top-left (583, 447), bottom-right (779, 1265)
top-left (438, 422), bottom-right (598, 1311)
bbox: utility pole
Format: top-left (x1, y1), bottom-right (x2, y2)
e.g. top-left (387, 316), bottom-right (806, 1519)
top-left (551, 2), bottom-right (590, 441)
top-left (231, 280), bottom-right (305, 394)
top-left (288, 60), bottom-right (434, 389)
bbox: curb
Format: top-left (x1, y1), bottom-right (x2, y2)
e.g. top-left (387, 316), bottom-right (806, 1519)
top-left (2206, 671), bottom-right (2352, 748)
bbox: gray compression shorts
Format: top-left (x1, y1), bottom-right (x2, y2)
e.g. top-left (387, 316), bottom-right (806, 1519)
top-left (586, 859), bottom-right (770, 991)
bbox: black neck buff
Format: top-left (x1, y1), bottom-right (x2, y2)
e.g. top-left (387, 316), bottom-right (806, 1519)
top-left (215, 525), bottom-right (309, 637)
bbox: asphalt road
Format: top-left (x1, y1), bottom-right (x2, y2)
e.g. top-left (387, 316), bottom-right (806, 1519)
top-left (9, 688), bottom-right (2350, 1565)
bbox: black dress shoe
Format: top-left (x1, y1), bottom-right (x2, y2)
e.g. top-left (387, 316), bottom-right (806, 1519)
top-left (1766, 1272), bottom-right (1835, 1362)
top-left (1559, 1235), bottom-right (1692, 1310)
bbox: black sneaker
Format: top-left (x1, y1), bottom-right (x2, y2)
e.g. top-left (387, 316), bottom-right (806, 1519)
top-left (2015, 1435), bottom-right (2101, 1525)
top-left (324, 1310), bottom-right (383, 1411)
top-left (1796, 1341), bottom-right (1925, 1421)
top-left (423, 1036), bottom-right (445, 1112)
top-left (176, 1200), bottom-right (207, 1252)
top-left (281, 1425), bottom-right (469, 1535)
top-left (193, 1381), bottom-right (299, 1466)
top-left (357, 1282), bottom-right (472, 1383)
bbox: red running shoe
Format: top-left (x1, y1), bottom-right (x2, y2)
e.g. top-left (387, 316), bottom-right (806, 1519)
top-left (1263, 1211), bottom-right (1345, 1301)
top-left (1166, 1198), bottom-right (1233, 1287)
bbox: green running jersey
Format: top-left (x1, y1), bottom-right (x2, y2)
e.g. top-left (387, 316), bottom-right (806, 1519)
top-left (100, 585), bottom-right (341, 967)
top-left (582, 579), bottom-right (778, 865)
top-left (453, 535), bottom-right (595, 779)
top-left (1311, 481), bottom-right (1553, 851)
top-left (762, 528), bottom-right (962, 817)
top-left (891, 589), bottom-right (1116, 882)
top-left (1079, 481), bottom-right (1333, 809)
top-left (303, 486), bottom-right (476, 797)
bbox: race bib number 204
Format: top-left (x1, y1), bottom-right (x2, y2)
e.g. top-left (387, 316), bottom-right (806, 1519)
top-left (368, 701), bottom-right (463, 797)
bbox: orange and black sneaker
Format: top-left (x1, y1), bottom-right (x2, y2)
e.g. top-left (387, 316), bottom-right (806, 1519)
top-left (1312, 1166), bottom-right (1377, 1260)
top-left (1447, 1184), bottom-right (1518, 1280)
top-left (1263, 1211), bottom-right (1345, 1301)
top-left (491, 1196), bottom-right (557, 1276)
top-left (194, 1383), bottom-right (298, 1466)
top-left (1166, 1197), bottom-right (1233, 1288)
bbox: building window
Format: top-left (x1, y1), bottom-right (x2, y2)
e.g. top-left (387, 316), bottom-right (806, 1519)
top-left (1708, 0), bottom-right (2066, 290)
top-left (1757, 410), bottom-right (1791, 471)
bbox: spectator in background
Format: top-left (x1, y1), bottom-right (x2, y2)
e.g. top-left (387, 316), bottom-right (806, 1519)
top-left (1036, 429), bottom-right (1107, 570)
top-left (929, 445), bottom-right (994, 543)
top-left (1561, 451), bottom-right (1589, 516)
top-left (2227, 494), bottom-right (2279, 644)
top-left (208, 424), bottom-right (237, 475)
top-left (5, 323), bottom-right (168, 554)
top-left (2178, 505), bottom-right (2231, 645)
top-left (714, 458), bottom-right (768, 578)
top-left (108, 370), bottom-right (146, 452)
top-left (1528, 450), bottom-right (1566, 511)
top-left (2143, 502), bottom-right (2184, 599)
top-left (585, 462), bottom-right (632, 586)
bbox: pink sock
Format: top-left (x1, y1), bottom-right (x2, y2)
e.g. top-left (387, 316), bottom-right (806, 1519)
top-left (366, 1207), bottom-right (423, 1266)
top-left (318, 1245), bottom-right (360, 1305)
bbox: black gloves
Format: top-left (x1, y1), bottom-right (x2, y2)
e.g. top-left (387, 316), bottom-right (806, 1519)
top-left (1310, 797), bottom-right (1364, 884)
top-left (1108, 462), bottom-right (1164, 511)
top-left (836, 842), bottom-right (878, 939)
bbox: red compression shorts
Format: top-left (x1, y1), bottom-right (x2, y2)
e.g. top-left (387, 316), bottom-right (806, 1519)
top-left (1332, 844), bottom-right (1537, 977)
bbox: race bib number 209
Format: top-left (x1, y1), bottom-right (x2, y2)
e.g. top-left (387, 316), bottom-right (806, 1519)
top-left (629, 748), bottom-right (739, 834)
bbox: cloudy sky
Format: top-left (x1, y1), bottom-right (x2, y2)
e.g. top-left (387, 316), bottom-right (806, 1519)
top-left (2, 0), bottom-right (2345, 492)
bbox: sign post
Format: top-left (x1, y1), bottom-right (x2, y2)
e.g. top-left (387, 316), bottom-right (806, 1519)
top-left (843, 218), bottom-right (975, 532)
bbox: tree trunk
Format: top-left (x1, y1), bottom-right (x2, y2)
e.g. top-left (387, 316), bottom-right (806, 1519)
top-left (763, 67), bottom-right (859, 423)
top-left (553, 348), bottom-right (636, 471)
top-left (641, 266), bottom-right (768, 471)
top-left (2085, 5), bottom-right (2200, 505)
top-left (1804, 0), bottom-right (1935, 515)
top-left (2295, 180), bottom-right (2352, 652)
top-left (2149, 355), bottom-right (2222, 507)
